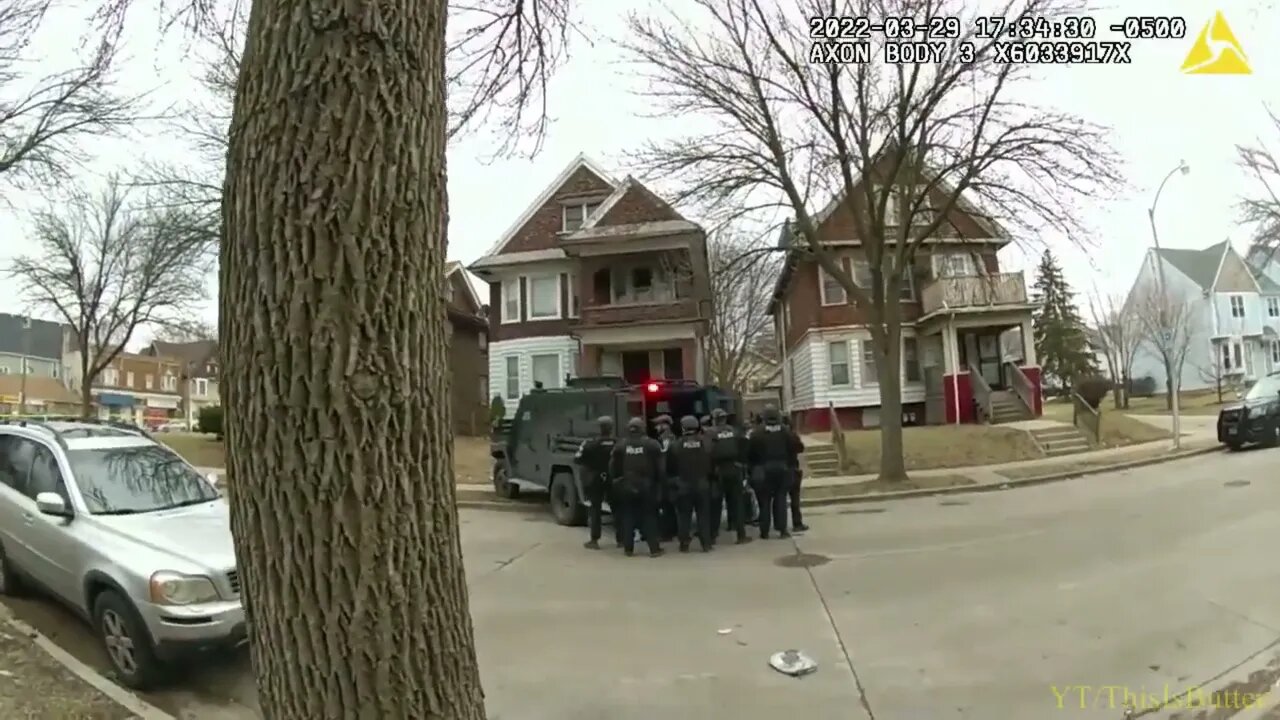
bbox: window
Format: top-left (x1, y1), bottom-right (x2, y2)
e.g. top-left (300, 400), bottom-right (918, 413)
top-left (562, 201), bottom-right (603, 232)
top-left (501, 279), bottom-right (521, 323)
top-left (102, 368), bottom-right (119, 386)
top-left (163, 374), bottom-right (177, 392)
top-left (126, 371), bottom-right (134, 387)
top-left (1268, 297), bottom-right (1279, 318)
top-left (876, 185), bottom-right (900, 223)
top-left (65, 445), bottom-right (218, 514)
top-left (531, 353), bottom-right (561, 389)
top-left (504, 356), bottom-right (520, 399)
top-left (933, 252), bottom-right (978, 277)
top-left (1270, 340), bottom-right (1280, 368)
top-left (1221, 341), bottom-right (1244, 372)
top-left (903, 336), bottom-right (921, 383)
top-left (827, 341), bottom-right (850, 386)
top-left (860, 341), bottom-right (878, 387)
top-left (788, 356), bottom-right (798, 398)
top-left (0, 436), bottom-right (34, 494)
top-left (145, 374), bottom-right (153, 390)
top-left (0, 367), bottom-right (8, 375)
top-left (196, 378), bottom-right (209, 397)
top-left (478, 332), bottom-right (488, 351)
top-left (568, 274), bottom-right (580, 317)
top-left (51, 365), bottom-right (58, 379)
top-left (819, 266), bottom-right (847, 305)
top-left (26, 445), bottom-right (65, 501)
top-left (1230, 295), bottom-right (1246, 319)
top-left (527, 275), bottom-right (559, 319)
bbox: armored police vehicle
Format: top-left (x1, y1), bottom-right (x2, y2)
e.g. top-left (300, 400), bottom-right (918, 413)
top-left (490, 377), bottom-right (743, 525)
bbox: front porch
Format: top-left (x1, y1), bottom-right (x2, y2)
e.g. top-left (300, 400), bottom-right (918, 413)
top-left (917, 309), bottom-right (1043, 425)
top-left (576, 324), bottom-right (704, 385)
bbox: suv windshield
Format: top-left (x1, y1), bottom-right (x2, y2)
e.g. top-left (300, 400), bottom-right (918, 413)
top-left (66, 445), bottom-right (220, 515)
top-left (1244, 374), bottom-right (1280, 402)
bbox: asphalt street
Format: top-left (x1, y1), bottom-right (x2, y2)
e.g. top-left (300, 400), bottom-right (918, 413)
top-left (5, 442), bottom-right (1280, 720)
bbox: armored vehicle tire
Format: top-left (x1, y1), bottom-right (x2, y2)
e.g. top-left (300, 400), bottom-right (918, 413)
top-left (549, 472), bottom-right (587, 526)
top-left (492, 464), bottom-right (519, 499)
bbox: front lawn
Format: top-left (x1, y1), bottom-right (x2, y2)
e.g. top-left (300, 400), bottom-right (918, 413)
top-left (1040, 403), bottom-right (1172, 447)
top-left (839, 424), bottom-right (1042, 474)
top-left (159, 432), bottom-right (495, 485)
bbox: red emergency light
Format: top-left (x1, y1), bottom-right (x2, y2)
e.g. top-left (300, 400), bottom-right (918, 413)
top-left (645, 382), bottom-right (660, 393)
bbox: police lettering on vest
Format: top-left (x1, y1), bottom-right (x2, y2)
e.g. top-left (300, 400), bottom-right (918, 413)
top-left (626, 445), bottom-right (645, 455)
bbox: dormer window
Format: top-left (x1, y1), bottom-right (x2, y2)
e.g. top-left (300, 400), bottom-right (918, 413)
top-left (562, 201), bottom-right (603, 232)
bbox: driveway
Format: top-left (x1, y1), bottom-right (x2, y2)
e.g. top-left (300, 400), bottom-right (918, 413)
top-left (6, 446), bottom-right (1280, 719)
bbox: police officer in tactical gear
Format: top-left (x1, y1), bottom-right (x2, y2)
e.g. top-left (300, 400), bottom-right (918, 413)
top-left (699, 415), bottom-right (712, 434)
top-left (708, 407), bottom-right (751, 545)
top-left (780, 416), bottom-right (808, 532)
top-left (747, 405), bottom-right (802, 539)
top-left (574, 416), bottom-right (619, 550)
top-left (609, 417), bottom-right (665, 557)
top-left (667, 415), bottom-right (714, 552)
top-left (653, 414), bottom-right (679, 541)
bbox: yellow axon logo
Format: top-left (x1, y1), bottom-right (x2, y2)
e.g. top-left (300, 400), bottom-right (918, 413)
top-left (1180, 11), bottom-right (1251, 74)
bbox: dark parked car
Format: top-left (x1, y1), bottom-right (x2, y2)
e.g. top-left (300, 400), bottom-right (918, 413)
top-left (1217, 372), bottom-right (1280, 451)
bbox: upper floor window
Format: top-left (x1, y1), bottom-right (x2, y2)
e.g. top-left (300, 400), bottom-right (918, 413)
top-left (196, 378), bottom-right (209, 397)
top-left (163, 374), bottom-right (177, 392)
top-left (102, 368), bottom-right (118, 386)
top-left (144, 374), bottom-right (153, 390)
top-left (608, 264), bottom-right (674, 304)
top-left (501, 279), bottom-right (520, 323)
top-left (819, 265), bottom-right (847, 306)
top-left (827, 341), bottom-right (850, 386)
top-left (562, 201), bottom-right (603, 232)
top-left (852, 259), bottom-right (914, 300)
top-left (932, 252), bottom-right (979, 278)
top-left (1267, 296), bottom-right (1278, 318)
top-left (1229, 294), bottom-right (1246, 319)
top-left (126, 371), bottom-right (134, 387)
top-left (527, 275), bottom-right (560, 319)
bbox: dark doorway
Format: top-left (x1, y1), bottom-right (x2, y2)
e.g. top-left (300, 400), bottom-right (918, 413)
top-left (622, 351), bottom-right (649, 385)
top-left (958, 330), bottom-right (1005, 389)
top-left (663, 348), bottom-right (683, 380)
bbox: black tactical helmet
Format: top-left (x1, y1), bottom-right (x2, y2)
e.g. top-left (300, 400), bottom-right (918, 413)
top-left (711, 407), bottom-right (728, 422)
top-left (680, 415), bottom-right (700, 433)
top-left (762, 404), bottom-right (781, 423)
top-left (627, 416), bottom-right (645, 433)
top-left (699, 415), bottom-right (711, 427)
top-left (598, 415), bottom-right (615, 433)
top-left (780, 416), bottom-right (791, 428)
top-left (655, 414), bottom-right (672, 428)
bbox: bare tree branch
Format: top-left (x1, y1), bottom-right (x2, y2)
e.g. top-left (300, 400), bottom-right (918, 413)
top-left (621, 0), bottom-right (1123, 480)
top-left (1238, 105), bottom-right (1280, 267)
top-left (702, 229), bottom-right (781, 393)
top-left (6, 175), bottom-right (212, 415)
top-left (1085, 286), bottom-right (1141, 409)
top-left (0, 0), bottom-right (142, 189)
top-left (1129, 279), bottom-right (1199, 407)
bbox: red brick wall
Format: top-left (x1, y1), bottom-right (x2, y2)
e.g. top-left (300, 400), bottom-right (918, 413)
top-left (500, 166), bottom-right (613, 255)
top-left (595, 182), bottom-right (685, 226)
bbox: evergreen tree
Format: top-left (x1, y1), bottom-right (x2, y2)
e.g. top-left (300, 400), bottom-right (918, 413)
top-left (1032, 249), bottom-right (1097, 389)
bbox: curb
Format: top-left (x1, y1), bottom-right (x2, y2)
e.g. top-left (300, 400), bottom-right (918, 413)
top-left (0, 606), bottom-right (176, 720)
top-left (803, 445), bottom-right (1222, 508)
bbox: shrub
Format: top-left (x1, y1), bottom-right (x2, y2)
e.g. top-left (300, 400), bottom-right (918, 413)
top-left (1128, 375), bottom-right (1157, 398)
top-left (197, 405), bottom-right (224, 436)
top-left (489, 396), bottom-right (506, 427)
top-left (1074, 376), bottom-right (1112, 409)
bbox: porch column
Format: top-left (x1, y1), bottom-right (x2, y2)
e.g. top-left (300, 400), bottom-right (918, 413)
top-left (941, 324), bottom-right (958, 374)
top-left (1021, 316), bottom-right (1037, 366)
top-left (579, 344), bottom-right (599, 376)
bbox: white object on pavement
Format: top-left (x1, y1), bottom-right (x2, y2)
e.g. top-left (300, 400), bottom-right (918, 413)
top-left (768, 649), bottom-right (817, 677)
top-left (717, 628), bottom-right (732, 635)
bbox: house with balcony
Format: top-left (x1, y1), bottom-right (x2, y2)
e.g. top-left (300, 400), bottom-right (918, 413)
top-left (1125, 240), bottom-right (1280, 394)
top-left (140, 339), bottom-right (219, 428)
top-left (468, 154), bottom-right (711, 416)
top-left (768, 162), bottom-right (1042, 432)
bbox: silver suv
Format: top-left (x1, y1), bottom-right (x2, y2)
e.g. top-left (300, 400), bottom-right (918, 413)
top-left (0, 418), bottom-right (244, 689)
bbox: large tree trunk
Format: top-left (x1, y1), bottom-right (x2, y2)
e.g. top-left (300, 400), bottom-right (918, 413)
top-left (79, 350), bottom-right (93, 419)
top-left (220, 4), bottom-right (485, 719)
top-left (873, 299), bottom-right (908, 483)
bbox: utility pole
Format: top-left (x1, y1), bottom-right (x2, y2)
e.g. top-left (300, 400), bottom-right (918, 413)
top-left (19, 316), bottom-right (31, 416)
top-left (1148, 161), bottom-right (1190, 450)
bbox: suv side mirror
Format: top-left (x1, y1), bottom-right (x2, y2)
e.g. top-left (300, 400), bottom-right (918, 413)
top-left (35, 492), bottom-right (71, 518)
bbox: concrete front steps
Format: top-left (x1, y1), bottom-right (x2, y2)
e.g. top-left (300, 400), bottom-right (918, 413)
top-left (1029, 425), bottom-right (1091, 457)
top-left (802, 443), bottom-right (842, 478)
top-left (989, 390), bottom-right (1032, 424)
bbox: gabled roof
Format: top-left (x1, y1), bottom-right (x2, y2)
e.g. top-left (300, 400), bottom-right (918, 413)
top-left (1156, 241), bottom-right (1228, 291)
top-left (445, 260), bottom-right (483, 313)
top-left (479, 153), bottom-right (618, 258)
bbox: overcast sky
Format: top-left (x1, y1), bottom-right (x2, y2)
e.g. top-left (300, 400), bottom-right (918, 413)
top-left (1, 0), bottom-right (1276, 341)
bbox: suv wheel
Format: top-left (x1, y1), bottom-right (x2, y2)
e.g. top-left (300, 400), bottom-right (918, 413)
top-left (93, 591), bottom-right (164, 690)
top-left (492, 464), bottom-right (519, 500)
top-left (549, 472), bottom-right (587, 527)
top-left (0, 544), bottom-right (24, 596)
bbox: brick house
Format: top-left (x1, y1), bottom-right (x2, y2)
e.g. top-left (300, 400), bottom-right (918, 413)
top-left (445, 261), bottom-right (491, 434)
top-left (140, 340), bottom-right (219, 429)
top-left (62, 345), bottom-right (185, 428)
top-left (770, 161), bottom-right (1043, 432)
top-left (468, 154), bottom-right (711, 416)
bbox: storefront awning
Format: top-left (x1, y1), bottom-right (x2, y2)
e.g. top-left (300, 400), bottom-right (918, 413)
top-left (96, 392), bottom-right (135, 407)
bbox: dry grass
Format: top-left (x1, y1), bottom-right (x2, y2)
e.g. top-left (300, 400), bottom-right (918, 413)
top-left (805, 473), bottom-right (975, 499)
top-left (1040, 403), bottom-right (1172, 447)
top-left (160, 432), bottom-right (496, 486)
top-left (995, 441), bottom-right (1217, 481)
top-left (840, 425), bottom-right (1041, 474)
top-left (1122, 391), bottom-right (1232, 416)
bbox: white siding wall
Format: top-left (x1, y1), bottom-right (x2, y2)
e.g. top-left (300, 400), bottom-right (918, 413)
top-left (489, 335), bottom-right (579, 417)
top-left (784, 342), bottom-right (814, 413)
top-left (1127, 255), bottom-right (1217, 393)
top-left (786, 326), bottom-right (926, 410)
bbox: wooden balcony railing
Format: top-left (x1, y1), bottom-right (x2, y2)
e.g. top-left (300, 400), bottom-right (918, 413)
top-left (575, 298), bottom-right (700, 327)
top-left (1006, 362), bottom-right (1036, 415)
top-left (920, 272), bottom-right (1028, 315)
top-left (968, 363), bottom-right (993, 422)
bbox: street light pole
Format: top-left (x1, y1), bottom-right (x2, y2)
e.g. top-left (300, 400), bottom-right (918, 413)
top-left (1147, 160), bottom-right (1190, 450)
top-left (19, 316), bottom-right (31, 416)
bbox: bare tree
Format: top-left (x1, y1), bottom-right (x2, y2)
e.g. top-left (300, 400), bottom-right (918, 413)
top-left (703, 231), bottom-right (781, 393)
top-left (154, 318), bottom-right (217, 343)
top-left (0, 0), bottom-right (139, 188)
top-left (622, 0), bottom-right (1122, 481)
top-left (218, 1), bottom-right (576, 716)
top-left (1085, 288), bottom-right (1142, 409)
top-left (7, 176), bottom-right (211, 415)
top-left (1238, 107), bottom-right (1280, 264)
top-left (1130, 280), bottom-right (1199, 410)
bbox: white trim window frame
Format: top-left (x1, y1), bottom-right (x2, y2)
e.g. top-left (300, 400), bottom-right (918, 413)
top-left (530, 353), bottom-right (562, 389)
top-left (1267, 296), bottom-right (1279, 318)
top-left (902, 335), bottom-right (921, 383)
top-left (504, 356), bottom-right (520, 399)
top-left (1220, 340), bottom-right (1245, 373)
top-left (819, 265), bottom-right (847, 306)
top-left (1270, 339), bottom-right (1280, 369)
top-left (827, 340), bottom-right (850, 386)
top-left (931, 251), bottom-right (978, 278)
top-left (501, 278), bottom-right (521, 324)
top-left (1229, 294), bottom-right (1246, 319)
top-left (526, 274), bottom-right (561, 320)
top-left (853, 259), bottom-right (914, 301)
top-left (561, 201), bottom-right (603, 233)
top-left (859, 340), bottom-right (879, 387)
